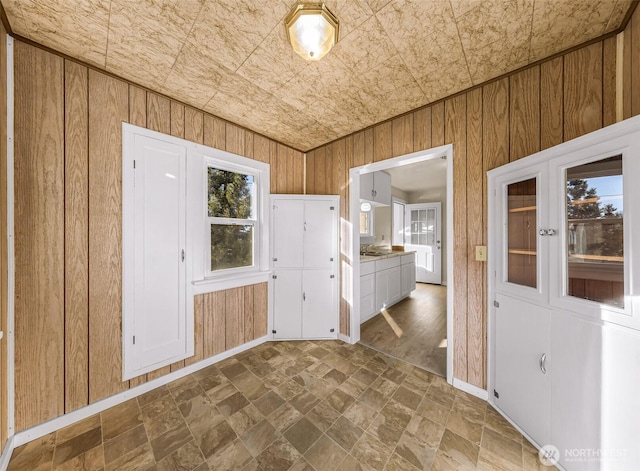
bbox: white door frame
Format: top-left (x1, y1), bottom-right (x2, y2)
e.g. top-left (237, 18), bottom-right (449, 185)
top-left (349, 145), bottom-right (454, 386)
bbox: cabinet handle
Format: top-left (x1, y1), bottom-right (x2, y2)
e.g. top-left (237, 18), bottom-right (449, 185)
top-left (371, 189), bottom-right (375, 198)
top-left (539, 229), bottom-right (547, 236)
top-left (181, 249), bottom-right (185, 262)
top-left (547, 229), bottom-right (557, 236)
top-left (539, 353), bottom-right (547, 374)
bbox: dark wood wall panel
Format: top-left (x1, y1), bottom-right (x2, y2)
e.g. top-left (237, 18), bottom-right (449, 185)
top-left (306, 37), bottom-right (619, 389)
top-left (64, 60), bottom-right (90, 413)
top-left (13, 39), bottom-right (302, 430)
top-left (14, 41), bottom-right (65, 431)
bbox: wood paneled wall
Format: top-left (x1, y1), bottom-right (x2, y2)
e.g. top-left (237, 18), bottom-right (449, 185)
top-left (306, 37), bottom-right (619, 389)
top-left (0, 20), bottom-right (8, 449)
top-left (13, 39), bottom-right (302, 431)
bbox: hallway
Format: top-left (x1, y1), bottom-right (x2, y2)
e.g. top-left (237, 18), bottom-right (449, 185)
top-left (360, 283), bottom-right (447, 377)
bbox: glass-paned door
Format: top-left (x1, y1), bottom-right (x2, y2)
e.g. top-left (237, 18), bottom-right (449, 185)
top-left (507, 177), bottom-right (537, 289)
top-left (565, 155), bottom-right (624, 308)
top-left (405, 203), bottom-right (441, 284)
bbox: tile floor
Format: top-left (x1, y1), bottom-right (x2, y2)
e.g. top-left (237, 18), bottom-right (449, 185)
top-left (7, 341), bottom-right (547, 471)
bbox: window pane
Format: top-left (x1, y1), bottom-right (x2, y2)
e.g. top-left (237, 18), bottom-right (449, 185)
top-left (208, 168), bottom-right (254, 219)
top-left (360, 212), bottom-right (369, 235)
top-left (210, 224), bottom-right (253, 271)
top-left (566, 155), bottom-right (623, 308)
top-left (507, 177), bottom-right (537, 288)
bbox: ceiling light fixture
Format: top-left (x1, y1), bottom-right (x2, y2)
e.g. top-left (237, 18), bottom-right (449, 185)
top-left (285, 2), bottom-right (339, 61)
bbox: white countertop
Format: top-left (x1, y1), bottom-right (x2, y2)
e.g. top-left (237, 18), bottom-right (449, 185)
top-left (360, 251), bottom-right (415, 263)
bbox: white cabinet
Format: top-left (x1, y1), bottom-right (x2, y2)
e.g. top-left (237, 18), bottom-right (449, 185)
top-left (271, 195), bottom-right (339, 340)
top-left (360, 170), bottom-right (391, 206)
top-left (361, 253), bottom-right (416, 323)
top-left (489, 117), bottom-right (640, 470)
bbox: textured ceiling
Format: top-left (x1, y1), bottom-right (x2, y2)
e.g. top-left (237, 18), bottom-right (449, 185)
top-left (2, 0), bottom-right (633, 151)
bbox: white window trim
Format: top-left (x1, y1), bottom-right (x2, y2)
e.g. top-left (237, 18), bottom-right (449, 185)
top-left (190, 146), bottom-right (270, 293)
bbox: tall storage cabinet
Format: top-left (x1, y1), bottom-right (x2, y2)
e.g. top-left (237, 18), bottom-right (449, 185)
top-left (271, 195), bottom-right (339, 340)
top-left (489, 118), bottom-right (640, 471)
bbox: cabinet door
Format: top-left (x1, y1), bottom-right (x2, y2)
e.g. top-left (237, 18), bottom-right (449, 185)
top-left (360, 172), bottom-right (374, 201)
top-left (375, 269), bottom-right (389, 311)
top-left (388, 265), bottom-right (402, 303)
top-left (303, 200), bottom-right (336, 268)
top-left (302, 270), bottom-right (336, 338)
top-left (272, 270), bottom-right (302, 339)
top-left (401, 263), bottom-right (415, 297)
top-left (374, 171), bottom-right (391, 205)
top-left (272, 199), bottom-right (304, 268)
top-left (360, 294), bottom-right (376, 323)
top-left (494, 294), bottom-right (551, 447)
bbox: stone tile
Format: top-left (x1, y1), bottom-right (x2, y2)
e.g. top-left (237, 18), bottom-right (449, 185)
top-left (256, 437), bottom-right (302, 471)
top-left (426, 380), bottom-right (456, 409)
top-left (56, 414), bottom-right (101, 443)
top-left (384, 452), bottom-right (417, 471)
top-left (179, 392), bottom-right (215, 422)
top-left (352, 368), bottom-right (378, 386)
top-left (150, 421), bottom-right (193, 462)
top-left (431, 450), bottom-right (475, 470)
top-left (324, 368), bottom-right (348, 385)
top-left (340, 377), bottom-right (369, 398)
top-left (141, 393), bottom-right (178, 422)
top-left (267, 402), bottom-right (304, 433)
top-left (184, 403), bottom-right (225, 438)
top-left (8, 433), bottom-right (56, 471)
top-left (478, 447), bottom-right (524, 471)
top-left (402, 373), bottom-right (432, 395)
top-left (207, 382), bottom-right (239, 403)
top-left (395, 432), bottom-right (437, 470)
top-left (221, 361), bottom-right (249, 380)
top-left (407, 415), bottom-right (445, 448)
top-left (195, 420), bottom-right (237, 459)
top-left (273, 379), bottom-right (306, 401)
top-left (338, 453), bottom-right (366, 471)
top-left (371, 376), bottom-right (400, 398)
top-left (105, 442), bottom-right (155, 471)
top-left (367, 413), bottom-right (405, 449)
top-left (382, 368), bottom-right (407, 385)
top-left (54, 445), bottom-right (104, 471)
top-left (228, 404), bottom-right (264, 435)
top-left (104, 424), bottom-right (149, 464)
top-left (446, 411), bottom-right (483, 445)
top-left (343, 401), bottom-right (378, 430)
top-left (168, 375), bottom-right (205, 404)
top-left (306, 361), bottom-right (333, 378)
top-left (232, 371), bottom-right (271, 400)
top-left (327, 388), bottom-right (356, 414)
top-left (416, 398), bottom-right (451, 425)
top-left (480, 428), bottom-right (523, 468)
top-left (157, 440), bottom-right (205, 471)
top-left (439, 430), bottom-right (480, 469)
top-left (138, 385), bottom-right (170, 408)
top-left (195, 367), bottom-right (227, 393)
top-left (452, 394), bottom-right (486, 424)
top-left (101, 398), bottom-right (143, 441)
top-left (207, 438), bottom-right (253, 470)
top-left (217, 391), bottom-right (250, 418)
top-left (290, 457), bottom-right (316, 471)
top-left (304, 435), bottom-right (347, 471)
top-left (351, 432), bottom-right (392, 471)
top-left (326, 416), bottom-right (364, 451)
top-left (290, 391), bottom-right (320, 414)
top-left (365, 358), bottom-right (389, 375)
top-left (283, 417), bottom-right (322, 454)
top-left (143, 406), bottom-right (186, 440)
top-left (241, 419), bottom-right (278, 457)
top-left (485, 406), bottom-right (523, 443)
top-left (359, 388), bottom-right (388, 411)
top-left (308, 346), bottom-right (330, 359)
top-left (311, 378), bottom-right (338, 400)
top-left (380, 400), bottom-right (413, 430)
top-left (305, 401), bottom-right (341, 432)
top-left (247, 361), bottom-right (276, 378)
top-left (52, 422), bottom-right (102, 467)
top-left (392, 386), bottom-right (422, 411)
top-left (254, 390), bottom-right (286, 416)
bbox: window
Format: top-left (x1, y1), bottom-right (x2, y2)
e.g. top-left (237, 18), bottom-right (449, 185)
top-left (206, 163), bottom-right (258, 274)
top-left (360, 207), bottom-right (374, 238)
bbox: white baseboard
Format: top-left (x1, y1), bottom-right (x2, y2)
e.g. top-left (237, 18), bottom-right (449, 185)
top-left (13, 336), bottom-right (269, 447)
top-left (453, 378), bottom-right (488, 400)
top-left (0, 436), bottom-right (14, 471)
top-left (338, 333), bottom-right (351, 343)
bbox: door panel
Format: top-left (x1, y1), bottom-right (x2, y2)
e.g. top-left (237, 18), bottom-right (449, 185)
top-left (273, 270), bottom-right (302, 339)
top-left (130, 135), bottom-right (187, 376)
top-left (405, 202), bottom-right (441, 284)
top-left (304, 201), bottom-right (335, 268)
top-left (494, 293), bottom-right (551, 447)
top-left (387, 266), bottom-right (401, 304)
top-left (303, 270), bottom-right (336, 338)
top-left (272, 199), bottom-right (304, 268)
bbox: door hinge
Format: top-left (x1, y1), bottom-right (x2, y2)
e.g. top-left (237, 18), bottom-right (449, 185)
top-left (330, 206), bottom-right (335, 210)
top-left (330, 274), bottom-right (335, 278)
top-left (494, 300), bottom-right (500, 308)
top-left (273, 257), bottom-right (278, 262)
top-left (133, 335), bottom-right (136, 345)
top-left (330, 328), bottom-right (335, 333)
top-left (272, 275), bottom-right (277, 279)
top-left (330, 257), bottom-right (334, 261)
top-left (272, 330), bottom-right (276, 334)
top-left (493, 389), bottom-right (499, 399)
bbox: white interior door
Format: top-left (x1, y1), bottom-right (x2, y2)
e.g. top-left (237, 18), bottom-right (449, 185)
top-left (302, 270), bottom-right (336, 338)
top-left (405, 203), bottom-right (441, 284)
top-left (272, 199), bottom-right (304, 268)
top-left (303, 200), bottom-right (335, 268)
top-left (124, 134), bottom-right (188, 379)
top-left (272, 270), bottom-right (302, 339)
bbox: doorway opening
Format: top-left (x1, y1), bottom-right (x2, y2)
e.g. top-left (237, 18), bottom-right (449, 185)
top-left (349, 145), bottom-right (454, 384)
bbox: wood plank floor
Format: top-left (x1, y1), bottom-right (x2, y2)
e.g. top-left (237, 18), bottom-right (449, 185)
top-left (360, 283), bottom-right (447, 377)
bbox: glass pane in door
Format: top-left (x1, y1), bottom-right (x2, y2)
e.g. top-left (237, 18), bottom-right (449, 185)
top-left (507, 178), bottom-right (537, 288)
top-left (566, 155), bottom-right (623, 308)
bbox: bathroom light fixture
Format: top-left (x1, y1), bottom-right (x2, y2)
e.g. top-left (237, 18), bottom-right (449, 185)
top-left (360, 201), bottom-right (372, 212)
top-left (285, 2), bottom-right (339, 61)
